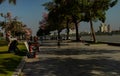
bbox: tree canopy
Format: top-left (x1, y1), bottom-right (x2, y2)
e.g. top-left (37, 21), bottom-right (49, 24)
top-left (43, 0), bottom-right (118, 42)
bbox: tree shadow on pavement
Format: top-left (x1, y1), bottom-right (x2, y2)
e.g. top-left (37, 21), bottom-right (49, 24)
top-left (23, 57), bottom-right (120, 76)
top-left (39, 48), bottom-right (120, 55)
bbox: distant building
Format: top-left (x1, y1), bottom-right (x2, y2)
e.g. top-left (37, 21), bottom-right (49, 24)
top-left (60, 28), bottom-right (76, 35)
top-left (99, 23), bottom-right (111, 33)
top-left (69, 29), bottom-right (76, 34)
top-left (108, 24), bottom-right (111, 32)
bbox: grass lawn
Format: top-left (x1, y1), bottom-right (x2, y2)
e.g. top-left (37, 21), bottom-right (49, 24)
top-left (0, 40), bottom-right (27, 76)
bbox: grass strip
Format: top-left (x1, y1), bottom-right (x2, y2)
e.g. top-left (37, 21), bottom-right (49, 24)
top-left (0, 41), bottom-right (27, 76)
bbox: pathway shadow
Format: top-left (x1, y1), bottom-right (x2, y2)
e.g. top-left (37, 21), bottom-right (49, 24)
top-left (39, 48), bottom-right (120, 55)
top-left (23, 57), bottom-right (120, 76)
top-left (40, 43), bottom-right (69, 46)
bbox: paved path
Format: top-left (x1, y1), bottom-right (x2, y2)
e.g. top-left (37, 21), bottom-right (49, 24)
top-left (21, 42), bottom-right (120, 76)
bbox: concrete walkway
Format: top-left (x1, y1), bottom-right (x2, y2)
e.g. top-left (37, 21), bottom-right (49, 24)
top-left (21, 41), bottom-right (120, 76)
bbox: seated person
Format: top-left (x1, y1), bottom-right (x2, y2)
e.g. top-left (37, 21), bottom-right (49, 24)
top-left (28, 36), bottom-right (40, 52)
top-left (8, 40), bottom-right (20, 54)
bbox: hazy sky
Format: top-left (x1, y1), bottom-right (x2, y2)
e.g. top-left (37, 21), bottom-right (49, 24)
top-left (0, 0), bottom-right (120, 35)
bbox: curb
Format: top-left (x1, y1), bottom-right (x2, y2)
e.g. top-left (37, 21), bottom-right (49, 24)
top-left (12, 56), bottom-right (26, 76)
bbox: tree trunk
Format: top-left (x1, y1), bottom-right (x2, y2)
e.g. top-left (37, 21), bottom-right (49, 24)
top-left (90, 19), bottom-right (96, 43)
top-left (74, 21), bottom-right (79, 41)
top-left (57, 30), bottom-right (61, 47)
top-left (66, 19), bottom-right (70, 40)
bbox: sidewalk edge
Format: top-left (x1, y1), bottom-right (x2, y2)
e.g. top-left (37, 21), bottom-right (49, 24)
top-left (12, 56), bottom-right (26, 76)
